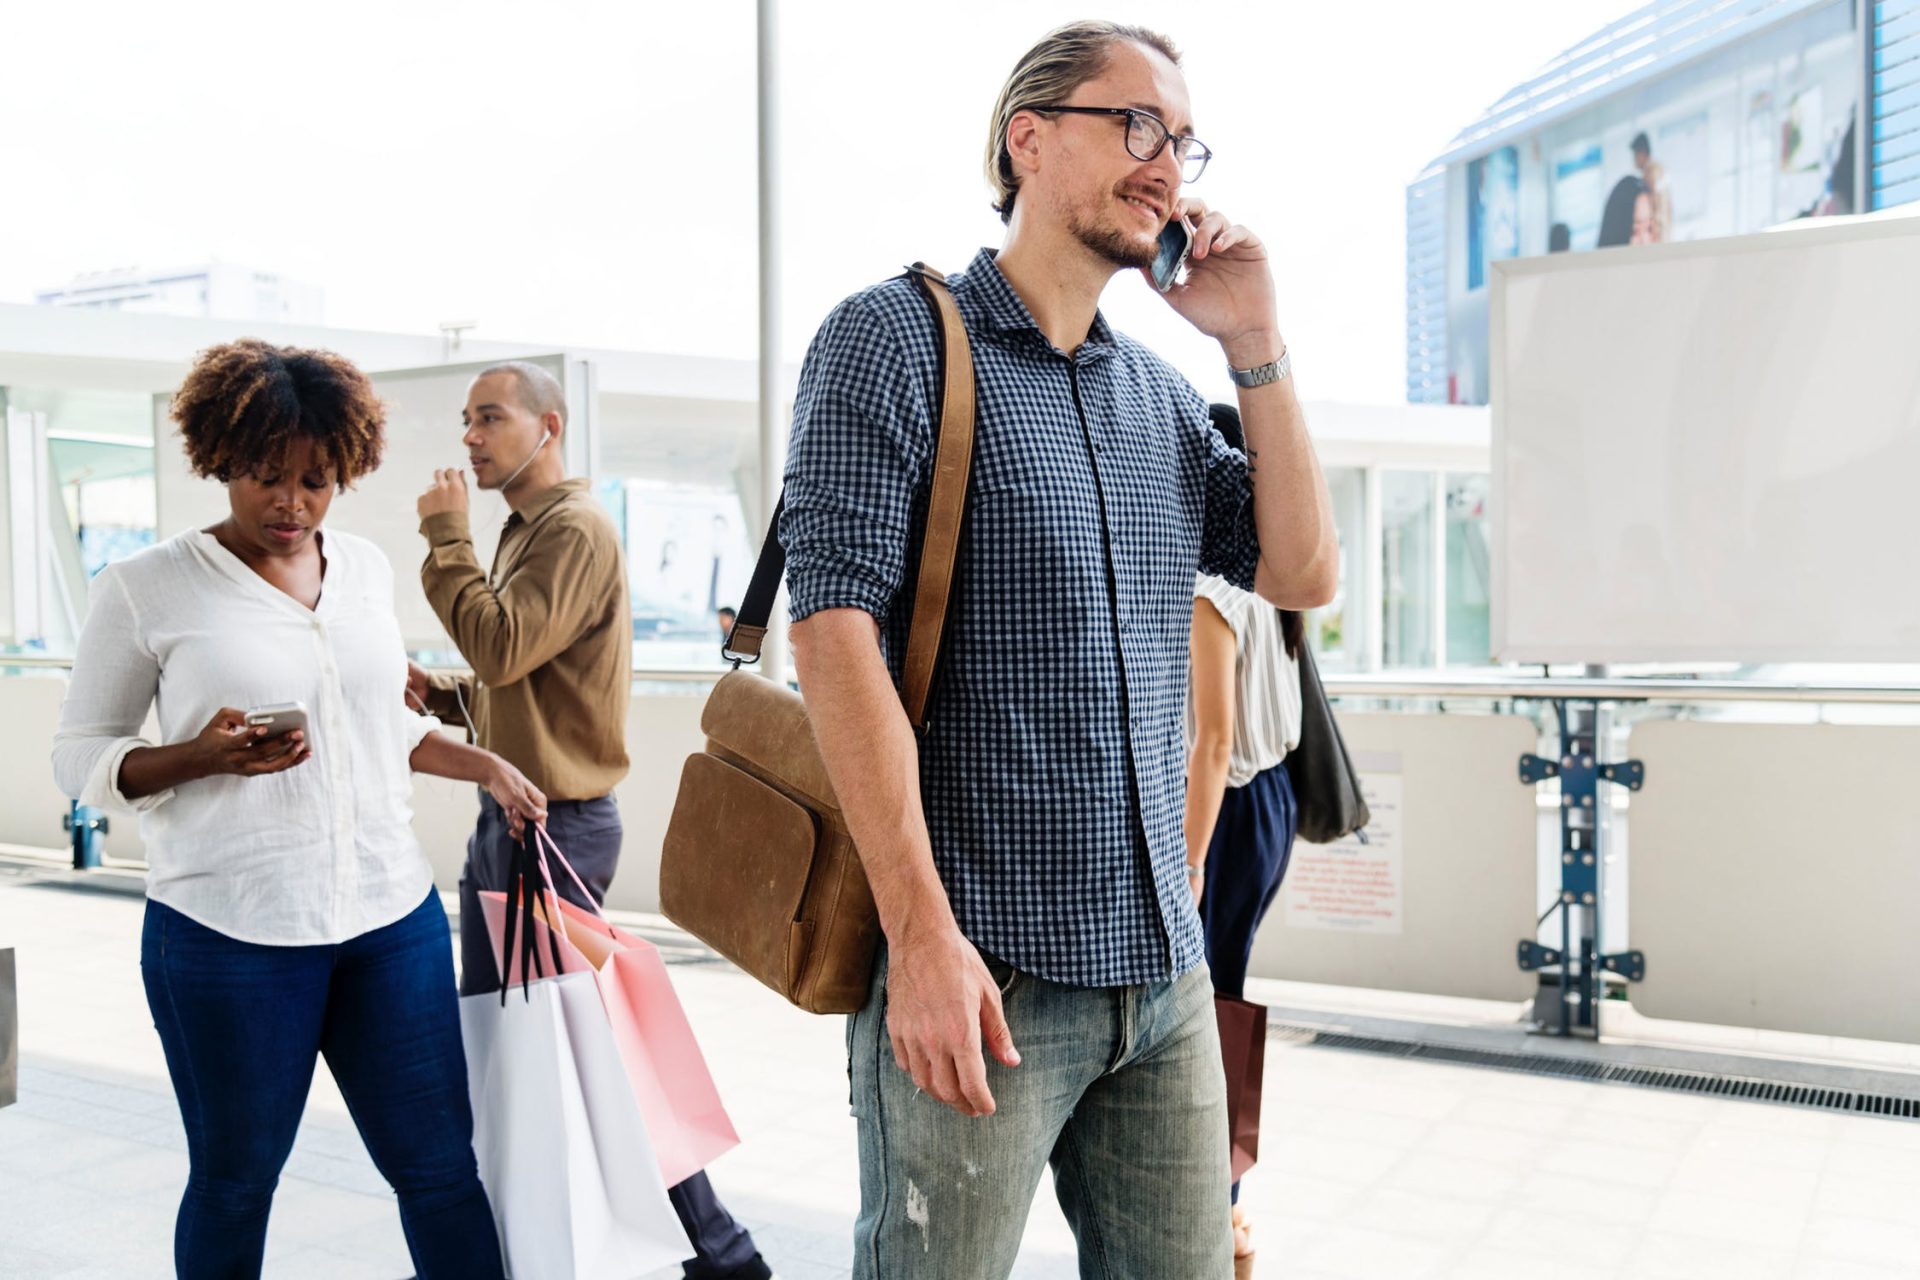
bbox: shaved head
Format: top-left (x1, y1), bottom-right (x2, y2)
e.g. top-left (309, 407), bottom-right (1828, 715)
top-left (475, 360), bottom-right (567, 427)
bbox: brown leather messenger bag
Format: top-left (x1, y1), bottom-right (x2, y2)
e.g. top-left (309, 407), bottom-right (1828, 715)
top-left (659, 263), bottom-right (976, 1014)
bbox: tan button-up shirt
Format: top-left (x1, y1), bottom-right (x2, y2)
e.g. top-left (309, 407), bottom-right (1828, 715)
top-left (420, 478), bottom-right (630, 800)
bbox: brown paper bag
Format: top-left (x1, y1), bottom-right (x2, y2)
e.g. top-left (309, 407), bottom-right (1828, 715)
top-left (1215, 993), bottom-right (1266, 1182)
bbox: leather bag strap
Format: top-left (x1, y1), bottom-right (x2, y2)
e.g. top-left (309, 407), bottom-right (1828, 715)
top-left (895, 264), bottom-right (976, 730)
top-left (725, 263), bottom-right (977, 734)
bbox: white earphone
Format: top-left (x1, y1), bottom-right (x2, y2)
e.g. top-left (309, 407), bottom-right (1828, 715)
top-left (497, 431), bottom-right (552, 491)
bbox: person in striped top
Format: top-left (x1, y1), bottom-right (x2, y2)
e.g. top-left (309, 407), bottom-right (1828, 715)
top-left (1185, 402), bottom-right (1309, 1277)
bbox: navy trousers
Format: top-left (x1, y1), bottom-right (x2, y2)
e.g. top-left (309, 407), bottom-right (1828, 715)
top-left (1196, 760), bottom-right (1300, 1000)
top-left (460, 793), bottom-right (767, 1280)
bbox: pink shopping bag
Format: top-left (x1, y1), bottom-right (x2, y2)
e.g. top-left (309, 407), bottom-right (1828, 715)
top-left (479, 826), bottom-right (741, 1188)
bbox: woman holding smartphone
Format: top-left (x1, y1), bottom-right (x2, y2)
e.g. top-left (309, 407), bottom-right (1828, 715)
top-left (52, 339), bottom-right (541, 1279)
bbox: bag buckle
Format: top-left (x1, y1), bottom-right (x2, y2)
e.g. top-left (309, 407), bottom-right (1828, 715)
top-left (722, 623), bottom-right (767, 668)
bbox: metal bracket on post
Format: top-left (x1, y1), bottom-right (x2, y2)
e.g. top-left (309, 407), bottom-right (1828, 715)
top-left (1517, 754), bottom-right (1559, 784)
top-left (63, 801), bottom-right (108, 870)
top-left (1516, 702), bottom-right (1647, 1037)
top-left (1598, 760), bottom-right (1645, 791)
top-left (1600, 950), bottom-right (1647, 982)
top-left (1516, 941), bottom-right (1562, 971)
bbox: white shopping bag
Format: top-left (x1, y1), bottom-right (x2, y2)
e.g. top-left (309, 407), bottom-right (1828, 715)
top-left (461, 971), bottom-right (692, 1279)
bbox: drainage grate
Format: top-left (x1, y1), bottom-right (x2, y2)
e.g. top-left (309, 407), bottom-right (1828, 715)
top-left (1275, 1024), bottom-right (1920, 1122)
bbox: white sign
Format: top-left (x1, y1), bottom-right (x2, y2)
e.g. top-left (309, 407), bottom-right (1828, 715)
top-left (1282, 765), bottom-right (1403, 935)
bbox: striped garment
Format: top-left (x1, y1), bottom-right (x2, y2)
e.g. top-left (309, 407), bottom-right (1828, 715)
top-left (1188, 573), bottom-right (1303, 789)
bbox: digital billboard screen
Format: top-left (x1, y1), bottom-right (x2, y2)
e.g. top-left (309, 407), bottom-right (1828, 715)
top-left (1441, 1), bottom-right (1860, 405)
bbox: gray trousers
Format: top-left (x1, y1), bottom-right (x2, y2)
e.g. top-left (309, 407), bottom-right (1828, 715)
top-left (458, 793), bottom-right (764, 1279)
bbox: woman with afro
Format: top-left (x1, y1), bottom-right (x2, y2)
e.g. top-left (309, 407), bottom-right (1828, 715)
top-left (53, 338), bottom-right (543, 1278)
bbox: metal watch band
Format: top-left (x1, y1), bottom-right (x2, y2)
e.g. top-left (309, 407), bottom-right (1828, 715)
top-left (1227, 348), bottom-right (1291, 388)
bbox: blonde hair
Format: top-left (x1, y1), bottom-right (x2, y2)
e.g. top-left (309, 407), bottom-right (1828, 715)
top-left (985, 21), bottom-right (1182, 224)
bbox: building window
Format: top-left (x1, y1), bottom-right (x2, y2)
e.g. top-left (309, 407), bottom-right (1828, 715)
top-left (1381, 470), bottom-right (1435, 668)
top-left (31, 391), bottom-right (158, 578)
top-left (1315, 466), bottom-right (1366, 670)
top-left (618, 480), bottom-right (753, 669)
top-left (1445, 472), bottom-right (1491, 666)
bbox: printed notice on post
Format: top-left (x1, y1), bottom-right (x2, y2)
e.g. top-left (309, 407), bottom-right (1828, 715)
top-left (1282, 753), bottom-right (1403, 934)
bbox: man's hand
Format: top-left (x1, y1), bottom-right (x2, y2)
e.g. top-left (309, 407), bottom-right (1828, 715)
top-left (1149, 198), bottom-right (1283, 367)
top-left (417, 468), bottom-right (469, 520)
top-left (404, 660), bottom-right (431, 712)
top-left (1188, 866), bottom-right (1206, 906)
top-left (885, 920), bottom-right (1021, 1118)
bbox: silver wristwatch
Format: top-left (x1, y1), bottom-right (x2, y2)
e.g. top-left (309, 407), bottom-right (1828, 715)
top-left (1227, 349), bottom-right (1291, 389)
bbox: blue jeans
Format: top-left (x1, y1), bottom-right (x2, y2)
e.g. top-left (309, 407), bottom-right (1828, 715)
top-left (849, 947), bottom-right (1233, 1278)
top-left (141, 890), bottom-right (503, 1280)
top-left (460, 792), bottom-right (767, 1280)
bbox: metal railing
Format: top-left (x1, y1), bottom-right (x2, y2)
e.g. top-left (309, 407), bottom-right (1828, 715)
top-left (1318, 673), bottom-right (1920, 706)
top-left (9, 651), bottom-right (1920, 704)
top-left (1, 653), bottom-right (720, 685)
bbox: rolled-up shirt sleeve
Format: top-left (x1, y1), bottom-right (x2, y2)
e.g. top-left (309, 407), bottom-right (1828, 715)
top-left (780, 295), bottom-right (932, 625)
top-left (400, 704), bottom-right (445, 753)
top-left (52, 566), bottom-right (171, 813)
top-left (1191, 385), bottom-right (1261, 592)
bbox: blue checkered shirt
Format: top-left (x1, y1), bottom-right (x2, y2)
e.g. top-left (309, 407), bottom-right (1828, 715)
top-left (781, 249), bottom-right (1260, 987)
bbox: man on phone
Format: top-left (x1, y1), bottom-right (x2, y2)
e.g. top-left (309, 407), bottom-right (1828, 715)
top-left (781, 21), bottom-right (1337, 1276)
top-left (411, 361), bottom-right (774, 1280)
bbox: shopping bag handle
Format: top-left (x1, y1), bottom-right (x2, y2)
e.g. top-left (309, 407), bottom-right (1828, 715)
top-left (499, 826), bottom-right (569, 1006)
top-left (530, 823), bottom-right (618, 939)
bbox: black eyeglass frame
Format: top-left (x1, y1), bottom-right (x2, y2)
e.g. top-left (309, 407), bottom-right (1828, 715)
top-left (1029, 105), bottom-right (1212, 182)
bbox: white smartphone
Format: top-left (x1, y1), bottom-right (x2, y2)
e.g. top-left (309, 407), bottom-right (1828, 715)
top-left (244, 701), bottom-right (309, 738)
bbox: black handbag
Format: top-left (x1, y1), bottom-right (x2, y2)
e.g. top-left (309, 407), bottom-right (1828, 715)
top-left (1287, 635), bottom-right (1371, 844)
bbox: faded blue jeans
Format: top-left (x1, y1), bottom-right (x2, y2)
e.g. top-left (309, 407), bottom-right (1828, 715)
top-left (141, 890), bottom-right (502, 1279)
top-left (848, 945), bottom-right (1233, 1278)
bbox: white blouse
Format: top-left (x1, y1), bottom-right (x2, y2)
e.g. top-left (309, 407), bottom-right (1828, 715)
top-left (1188, 573), bottom-right (1304, 790)
top-left (52, 528), bottom-right (444, 945)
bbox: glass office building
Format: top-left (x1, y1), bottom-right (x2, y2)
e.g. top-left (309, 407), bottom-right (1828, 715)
top-left (1409, 0), bottom-right (1920, 406)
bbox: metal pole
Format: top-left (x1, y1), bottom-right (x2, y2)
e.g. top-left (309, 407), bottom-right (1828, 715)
top-left (1859, 0), bottom-right (1874, 216)
top-left (756, 0), bottom-right (787, 683)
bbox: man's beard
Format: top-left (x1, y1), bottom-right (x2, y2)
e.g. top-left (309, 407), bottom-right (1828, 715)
top-left (1068, 199), bottom-right (1157, 269)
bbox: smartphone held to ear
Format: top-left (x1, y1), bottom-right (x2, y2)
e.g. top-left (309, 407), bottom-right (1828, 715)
top-left (1151, 216), bottom-right (1192, 293)
top-left (245, 701), bottom-right (309, 738)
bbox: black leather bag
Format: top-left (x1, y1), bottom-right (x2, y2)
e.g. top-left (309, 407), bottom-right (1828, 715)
top-left (1287, 637), bottom-right (1371, 844)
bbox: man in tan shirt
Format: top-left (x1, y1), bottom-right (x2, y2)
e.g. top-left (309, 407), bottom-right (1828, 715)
top-left (410, 362), bottom-right (773, 1280)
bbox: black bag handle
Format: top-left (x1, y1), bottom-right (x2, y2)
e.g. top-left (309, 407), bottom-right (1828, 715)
top-left (498, 825), bottom-right (568, 1005)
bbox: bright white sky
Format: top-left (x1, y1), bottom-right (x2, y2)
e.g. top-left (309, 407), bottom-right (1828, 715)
top-left (3, 0), bottom-right (1633, 405)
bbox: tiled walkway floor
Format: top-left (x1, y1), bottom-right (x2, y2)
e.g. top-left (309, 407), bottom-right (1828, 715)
top-left (5, 872), bottom-right (1920, 1278)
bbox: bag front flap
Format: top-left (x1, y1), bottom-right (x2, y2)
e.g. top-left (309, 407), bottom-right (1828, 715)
top-left (662, 751), bottom-right (823, 981)
top-left (699, 669), bottom-right (840, 812)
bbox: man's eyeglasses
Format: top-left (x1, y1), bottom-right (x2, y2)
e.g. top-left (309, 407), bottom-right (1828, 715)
top-left (1030, 106), bottom-right (1212, 184)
